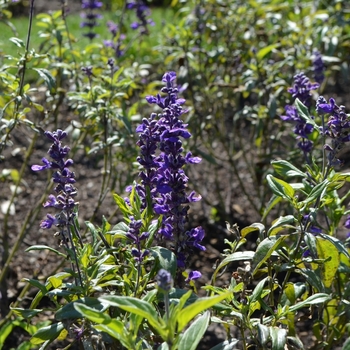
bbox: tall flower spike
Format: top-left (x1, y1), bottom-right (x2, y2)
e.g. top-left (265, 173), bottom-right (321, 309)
top-left (81, 0), bottom-right (103, 41)
top-left (136, 72), bottom-right (205, 271)
top-left (31, 130), bottom-right (80, 244)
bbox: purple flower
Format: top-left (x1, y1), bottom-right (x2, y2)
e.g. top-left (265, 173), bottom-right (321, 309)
top-left (184, 227), bottom-right (206, 251)
top-left (40, 214), bottom-right (59, 229)
top-left (281, 73), bottom-right (319, 155)
top-left (185, 270), bottom-right (202, 282)
top-left (127, 0), bottom-right (154, 35)
top-left (126, 217), bottom-right (149, 263)
top-left (31, 157), bottom-right (51, 171)
top-left (316, 97), bottom-right (350, 166)
top-left (103, 21), bottom-right (125, 58)
top-left (287, 72), bottom-right (319, 107)
top-left (316, 96), bottom-right (335, 115)
top-left (312, 50), bottom-right (325, 85)
top-left (156, 269), bottom-right (173, 292)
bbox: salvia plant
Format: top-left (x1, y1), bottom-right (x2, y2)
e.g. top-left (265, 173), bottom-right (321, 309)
top-left (1, 1), bottom-right (350, 350)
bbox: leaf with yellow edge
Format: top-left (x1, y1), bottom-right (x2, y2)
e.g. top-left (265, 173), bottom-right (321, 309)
top-left (315, 237), bottom-right (340, 288)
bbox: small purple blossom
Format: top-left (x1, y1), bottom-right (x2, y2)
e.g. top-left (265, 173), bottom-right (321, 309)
top-left (185, 270), bottom-right (202, 282)
top-left (81, 66), bottom-right (93, 77)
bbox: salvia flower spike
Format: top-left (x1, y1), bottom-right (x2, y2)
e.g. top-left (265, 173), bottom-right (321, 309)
top-left (136, 72), bottom-right (205, 277)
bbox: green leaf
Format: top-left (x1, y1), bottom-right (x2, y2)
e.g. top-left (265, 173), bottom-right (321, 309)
top-left (98, 295), bottom-right (163, 334)
top-left (256, 44), bottom-right (279, 60)
top-left (113, 193), bottom-right (132, 217)
top-left (271, 160), bottom-right (306, 178)
top-left (299, 269), bottom-right (324, 293)
top-left (74, 303), bottom-right (111, 324)
top-left (270, 327), bottom-right (287, 350)
top-left (94, 320), bottom-right (132, 349)
top-left (262, 194), bottom-right (282, 221)
top-left (304, 231), bottom-right (318, 258)
top-left (32, 68), bottom-right (56, 90)
top-left (319, 233), bottom-right (350, 259)
top-left (178, 311), bottom-right (210, 350)
top-left (22, 278), bottom-right (47, 295)
top-left (267, 215), bottom-right (295, 236)
top-left (25, 245), bottom-right (66, 258)
top-left (342, 337), bottom-right (350, 350)
top-left (249, 277), bottom-right (268, 304)
top-left (157, 343), bottom-right (170, 350)
top-left (9, 37), bottom-right (25, 48)
top-left (289, 293), bottom-right (330, 312)
top-left (300, 179), bottom-right (329, 207)
top-left (295, 98), bottom-right (319, 131)
top-left (241, 223), bottom-right (265, 238)
top-left (56, 297), bottom-right (109, 320)
top-left (31, 322), bottom-right (64, 345)
top-left (131, 289), bottom-right (158, 334)
top-left (212, 251), bottom-right (255, 282)
top-left (0, 321), bottom-right (14, 347)
top-left (177, 292), bottom-right (232, 332)
top-left (209, 339), bottom-right (239, 350)
top-left (266, 175), bottom-right (295, 200)
top-left (151, 246), bottom-right (177, 277)
top-left (257, 324), bottom-right (270, 346)
top-left (11, 307), bottom-right (43, 319)
top-left (252, 236), bottom-right (288, 275)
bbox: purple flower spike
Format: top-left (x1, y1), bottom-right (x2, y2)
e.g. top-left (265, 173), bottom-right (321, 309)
top-left (32, 129), bottom-right (79, 248)
top-left (317, 96), bottom-right (350, 165)
top-left (280, 73), bottom-right (319, 155)
top-left (312, 50), bottom-right (325, 85)
top-left (127, 0), bottom-right (154, 35)
top-left (81, 0), bottom-right (103, 41)
top-left (135, 72), bottom-right (205, 271)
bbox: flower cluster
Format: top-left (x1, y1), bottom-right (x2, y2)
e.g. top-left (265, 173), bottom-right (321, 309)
top-left (103, 20), bottom-right (125, 58)
top-left (316, 96), bottom-right (350, 165)
top-left (127, 0), bottom-right (154, 35)
top-left (126, 217), bottom-right (149, 263)
top-left (281, 73), bottom-right (319, 154)
top-left (31, 130), bottom-right (78, 242)
top-left (312, 50), bottom-right (325, 85)
top-left (80, 0), bottom-right (103, 41)
top-left (156, 269), bottom-right (173, 292)
top-left (136, 71), bottom-right (204, 279)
